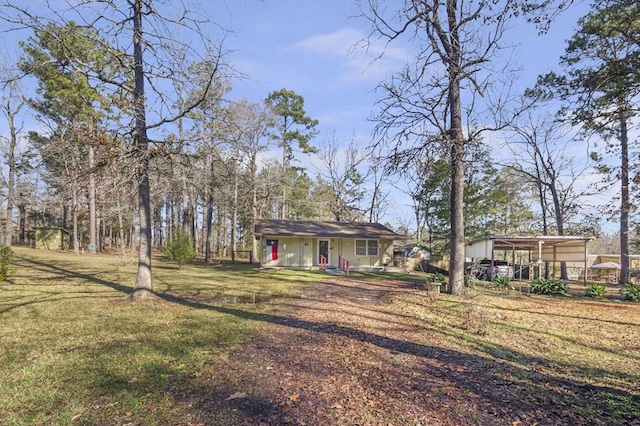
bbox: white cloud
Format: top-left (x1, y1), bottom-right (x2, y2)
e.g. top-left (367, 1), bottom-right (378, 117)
top-left (291, 27), bottom-right (412, 83)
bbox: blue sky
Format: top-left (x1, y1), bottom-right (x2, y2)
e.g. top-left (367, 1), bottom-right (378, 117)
top-left (210, 0), bottom-right (601, 227)
top-left (215, 0), bottom-right (592, 147)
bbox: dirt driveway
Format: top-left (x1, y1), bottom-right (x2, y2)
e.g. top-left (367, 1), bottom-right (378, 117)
top-left (190, 278), bottom-right (638, 426)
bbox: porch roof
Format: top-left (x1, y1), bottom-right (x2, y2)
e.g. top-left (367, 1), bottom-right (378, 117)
top-left (254, 219), bottom-right (408, 239)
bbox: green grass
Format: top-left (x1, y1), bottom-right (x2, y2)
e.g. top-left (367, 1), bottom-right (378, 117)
top-left (2, 248), bottom-right (639, 424)
top-left (0, 247), bottom-right (320, 425)
top-left (393, 287), bottom-right (640, 416)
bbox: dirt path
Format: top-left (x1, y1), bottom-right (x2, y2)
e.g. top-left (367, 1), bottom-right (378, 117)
top-left (189, 278), bottom-right (631, 426)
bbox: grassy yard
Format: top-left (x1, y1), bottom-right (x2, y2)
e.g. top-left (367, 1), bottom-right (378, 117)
top-left (1, 247), bottom-right (639, 425)
top-left (0, 247), bottom-right (320, 425)
top-left (392, 287), bottom-right (640, 421)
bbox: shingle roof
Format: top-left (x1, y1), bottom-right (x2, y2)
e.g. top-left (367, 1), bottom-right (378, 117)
top-left (254, 219), bottom-right (407, 239)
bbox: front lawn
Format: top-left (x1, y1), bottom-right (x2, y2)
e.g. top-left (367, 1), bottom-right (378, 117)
top-left (1, 247), bottom-right (639, 425)
top-left (0, 247), bottom-right (317, 425)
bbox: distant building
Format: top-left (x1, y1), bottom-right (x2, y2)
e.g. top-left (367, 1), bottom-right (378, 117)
top-left (34, 227), bottom-right (70, 250)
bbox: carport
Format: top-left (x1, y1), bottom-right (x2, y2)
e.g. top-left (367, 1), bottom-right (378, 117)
top-left (465, 235), bottom-right (593, 283)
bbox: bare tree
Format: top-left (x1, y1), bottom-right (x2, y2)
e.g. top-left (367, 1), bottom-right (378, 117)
top-left (365, 151), bottom-right (392, 224)
top-left (0, 68), bottom-right (26, 247)
top-left (315, 135), bottom-right (367, 222)
top-left (360, 0), bottom-right (509, 294)
top-left (505, 110), bottom-right (596, 278)
top-left (359, 0), bottom-right (568, 294)
top-left (390, 148), bottom-right (444, 243)
top-left (224, 99), bottom-right (272, 261)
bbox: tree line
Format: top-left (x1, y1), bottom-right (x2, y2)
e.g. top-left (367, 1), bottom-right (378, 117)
top-left (0, 0), bottom-right (637, 296)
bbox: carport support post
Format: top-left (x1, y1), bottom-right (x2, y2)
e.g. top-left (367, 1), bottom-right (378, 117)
top-left (584, 243), bottom-right (588, 286)
top-left (511, 244), bottom-right (516, 280)
top-left (537, 240), bottom-right (543, 280)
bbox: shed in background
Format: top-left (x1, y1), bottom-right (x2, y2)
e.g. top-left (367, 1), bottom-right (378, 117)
top-left (35, 227), bottom-right (70, 250)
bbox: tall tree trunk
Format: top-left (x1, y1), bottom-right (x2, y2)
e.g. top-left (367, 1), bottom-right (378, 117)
top-left (182, 171), bottom-right (190, 230)
top-left (190, 191), bottom-right (196, 246)
top-left (97, 218), bottom-right (102, 252)
top-left (533, 161), bottom-right (549, 279)
top-left (231, 158), bottom-right (238, 262)
top-left (204, 153), bottom-right (214, 262)
top-left (550, 183), bottom-right (568, 280)
top-left (281, 143), bottom-right (287, 220)
top-left (447, 0), bottom-right (465, 296)
top-left (217, 206), bottom-right (225, 257)
top-left (619, 104), bottom-right (630, 284)
top-left (190, 192), bottom-right (197, 252)
top-left (62, 204), bottom-right (68, 231)
top-left (18, 203), bottom-right (26, 245)
top-left (132, 0), bottom-right (153, 298)
top-left (204, 191), bottom-right (214, 262)
top-left (252, 187), bottom-right (258, 263)
top-left (449, 139), bottom-right (466, 294)
top-left (203, 191), bottom-right (211, 261)
top-left (153, 204), bottom-right (163, 249)
top-left (5, 121), bottom-right (16, 247)
top-left (72, 189), bottom-right (80, 254)
top-left (117, 192), bottom-right (125, 251)
top-left (88, 145), bottom-right (97, 253)
top-left (251, 151), bottom-right (258, 263)
top-left (414, 201), bottom-right (422, 242)
top-left (281, 182), bottom-right (287, 220)
top-left (167, 199), bottom-right (174, 242)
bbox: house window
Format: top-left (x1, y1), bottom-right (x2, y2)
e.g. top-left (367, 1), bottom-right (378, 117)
top-left (355, 239), bottom-right (379, 256)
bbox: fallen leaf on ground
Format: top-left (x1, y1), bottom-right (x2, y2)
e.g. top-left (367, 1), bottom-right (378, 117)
top-left (225, 392), bottom-right (247, 401)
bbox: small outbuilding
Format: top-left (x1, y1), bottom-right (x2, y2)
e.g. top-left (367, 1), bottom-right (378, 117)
top-left (254, 219), bottom-right (408, 272)
top-left (34, 227), bottom-right (70, 250)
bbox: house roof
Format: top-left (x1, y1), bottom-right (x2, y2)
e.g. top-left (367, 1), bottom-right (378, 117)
top-left (467, 234), bottom-right (593, 251)
top-left (254, 219), bottom-right (408, 239)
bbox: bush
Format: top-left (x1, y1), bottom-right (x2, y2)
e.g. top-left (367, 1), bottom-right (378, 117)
top-left (585, 283), bottom-right (607, 298)
top-left (425, 272), bottom-right (445, 282)
top-left (165, 229), bottom-right (196, 268)
top-left (619, 282), bottom-right (640, 301)
top-left (0, 245), bottom-right (11, 281)
top-left (493, 275), bottom-right (511, 291)
top-left (528, 278), bottom-right (568, 295)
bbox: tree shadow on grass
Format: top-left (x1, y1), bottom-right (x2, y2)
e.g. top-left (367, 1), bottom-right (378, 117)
top-left (484, 301), bottom-right (640, 328)
top-left (157, 292), bottom-right (640, 425)
top-left (12, 254), bottom-right (132, 294)
top-left (0, 255), bottom-right (132, 314)
top-left (83, 342), bottom-right (284, 425)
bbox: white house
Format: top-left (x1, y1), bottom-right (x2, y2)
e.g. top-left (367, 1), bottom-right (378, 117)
top-left (254, 219), bottom-right (408, 272)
